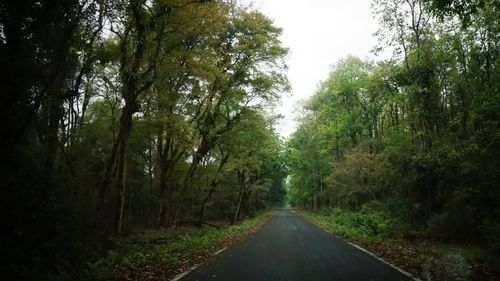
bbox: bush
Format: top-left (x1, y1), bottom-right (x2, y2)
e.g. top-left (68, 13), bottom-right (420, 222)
top-left (313, 204), bottom-right (394, 241)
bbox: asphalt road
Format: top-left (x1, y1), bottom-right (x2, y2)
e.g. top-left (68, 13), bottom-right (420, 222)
top-left (182, 208), bottom-right (413, 281)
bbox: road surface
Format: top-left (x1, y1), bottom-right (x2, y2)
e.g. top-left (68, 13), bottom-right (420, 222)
top-left (182, 208), bottom-right (413, 281)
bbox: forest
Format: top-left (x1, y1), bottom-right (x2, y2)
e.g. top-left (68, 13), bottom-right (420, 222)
top-left (1, 0), bottom-right (287, 280)
top-left (0, 0), bottom-right (499, 280)
top-left (287, 0), bottom-right (499, 278)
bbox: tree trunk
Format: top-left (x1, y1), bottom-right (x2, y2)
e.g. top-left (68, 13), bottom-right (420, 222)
top-left (197, 153), bottom-right (229, 224)
top-left (43, 84), bottom-right (64, 178)
top-left (350, 131), bottom-right (357, 147)
top-left (114, 104), bottom-right (134, 235)
top-left (157, 169), bottom-right (174, 227)
top-left (233, 186), bottom-right (245, 224)
top-left (320, 174), bottom-right (324, 211)
top-left (173, 137), bottom-right (211, 226)
top-left (197, 179), bottom-right (217, 225)
top-left (232, 170), bottom-right (247, 224)
top-left (98, 131), bottom-right (120, 213)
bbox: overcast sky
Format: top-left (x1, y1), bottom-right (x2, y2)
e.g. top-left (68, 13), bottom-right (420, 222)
top-left (244, 0), bottom-right (380, 137)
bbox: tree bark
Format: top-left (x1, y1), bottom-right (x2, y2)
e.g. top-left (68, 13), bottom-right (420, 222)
top-left (233, 186), bottom-right (245, 224)
top-left (114, 103), bottom-right (134, 235)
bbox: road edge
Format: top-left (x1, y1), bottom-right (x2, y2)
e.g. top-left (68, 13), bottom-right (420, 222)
top-left (344, 240), bottom-right (422, 281)
top-left (292, 209), bottom-right (422, 281)
top-left (169, 210), bottom-right (276, 281)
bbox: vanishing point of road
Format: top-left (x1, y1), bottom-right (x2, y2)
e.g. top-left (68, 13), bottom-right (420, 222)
top-left (181, 208), bottom-right (414, 281)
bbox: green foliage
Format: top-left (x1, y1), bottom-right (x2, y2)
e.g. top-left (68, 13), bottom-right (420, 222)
top-left (287, 0), bottom-right (500, 263)
top-left (84, 210), bottom-right (273, 280)
top-left (302, 205), bottom-right (395, 241)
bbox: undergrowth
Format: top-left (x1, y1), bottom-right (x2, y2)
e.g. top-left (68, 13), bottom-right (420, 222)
top-left (83, 210), bottom-right (274, 281)
top-left (297, 207), bottom-right (500, 281)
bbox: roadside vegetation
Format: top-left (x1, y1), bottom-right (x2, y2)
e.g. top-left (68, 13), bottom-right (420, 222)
top-left (288, 0), bottom-right (499, 280)
top-left (86, 210), bottom-right (274, 281)
top-left (298, 208), bottom-right (500, 281)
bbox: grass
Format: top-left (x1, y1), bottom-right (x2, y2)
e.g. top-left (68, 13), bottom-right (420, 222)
top-left (84, 210), bottom-right (274, 281)
top-left (297, 208), bottom-right (500, 281)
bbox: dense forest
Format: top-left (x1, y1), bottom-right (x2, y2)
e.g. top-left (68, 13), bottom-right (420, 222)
top-left (287, 0), bottom-right (499, 264)
top-left (0, 0), bottom-right (288, 279)
top-left (1, 0), bottom-right (499, 280)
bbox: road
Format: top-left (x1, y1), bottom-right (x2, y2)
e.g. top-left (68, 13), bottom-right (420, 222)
top-left (181, 208), bottom-right (413, 281)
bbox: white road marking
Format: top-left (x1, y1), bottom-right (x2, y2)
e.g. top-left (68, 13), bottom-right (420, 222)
top-left (345, 241), bottom-right (422, 281)
top-left (170, 264), bottom-right (199, 281)
top-left (214, 247), bottom-right (227, 255)
top-left (305, 217), bottom-right (421, 281)
top-left (170, 246), bottom-right (229, 281)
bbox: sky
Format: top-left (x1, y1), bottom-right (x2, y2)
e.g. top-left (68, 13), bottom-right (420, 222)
top-left (243, 0), bottom-right (381, 138)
